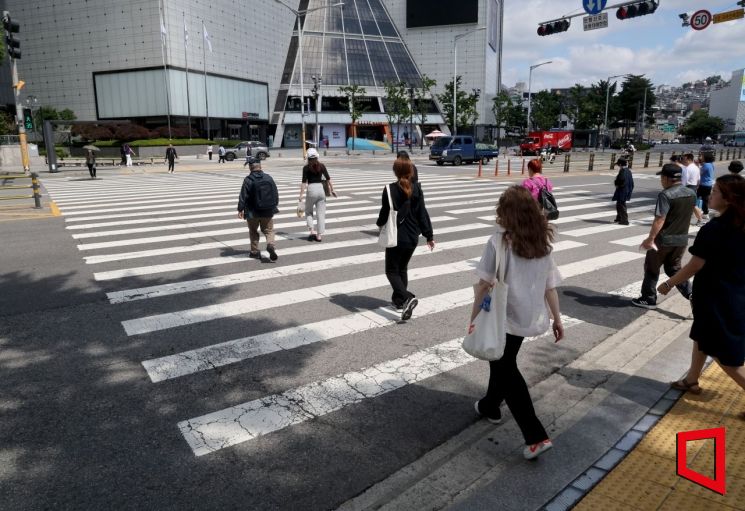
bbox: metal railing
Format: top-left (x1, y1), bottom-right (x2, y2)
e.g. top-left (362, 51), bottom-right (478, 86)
top-left (0, 172), bottom-right (42, 208)
top-left (0, 135), bottom-right (20, 145)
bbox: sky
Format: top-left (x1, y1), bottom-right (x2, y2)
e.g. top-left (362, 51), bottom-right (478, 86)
top-left (501, 0), bottom-right (745, 91)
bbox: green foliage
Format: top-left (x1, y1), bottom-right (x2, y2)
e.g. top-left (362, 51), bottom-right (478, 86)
top-left (705, 75), bottom-right (721, 86)
top-left (413, 75), bottom-right (436, 148)
top-left (492, 91), bottom-right (526, 139)
top-left (338, 84), bottom-right (367, 150)
top-left (0, 110), bottom-right (15, 136)
top-left (383, 81), bottom-right (413, 152)
top-left (92, 138), bottom-right (214, 147)
top-left (530, 90), bottom-right (560, 131)
top-left (436, 76), bottom-right (479, 133)
top-left (679, 110), bottom-right (725, 141)
top-left (617, 75), bottom-right (656, 137)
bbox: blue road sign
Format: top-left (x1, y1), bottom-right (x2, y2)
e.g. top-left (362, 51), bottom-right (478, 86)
top-left (583, 0), bottom-right (607, 15)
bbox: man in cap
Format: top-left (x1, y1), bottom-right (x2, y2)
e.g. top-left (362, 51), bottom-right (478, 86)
top-left (237, 158), bottom-right (280, 261)
top-left (728, 160), bottom-right (743, 175)
top-left (631, 163), bottom-right (696, 309)
top-left (612, 157), bottom-right (634, 225)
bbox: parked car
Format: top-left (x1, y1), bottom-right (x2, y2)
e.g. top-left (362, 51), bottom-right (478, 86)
top-left (671, 138), bottom-right (680, 144)
top-left (224, 141), bottom-right (270, 161)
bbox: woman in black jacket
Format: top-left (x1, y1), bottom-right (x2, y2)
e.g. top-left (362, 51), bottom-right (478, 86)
top-left (376, 159), bottom-right (435, 321)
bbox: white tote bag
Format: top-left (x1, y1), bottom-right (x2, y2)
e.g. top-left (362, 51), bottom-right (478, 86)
top-left (377, 184), bottom-right (398, 248)
top-left (462, 236), bottom-right (508, 361)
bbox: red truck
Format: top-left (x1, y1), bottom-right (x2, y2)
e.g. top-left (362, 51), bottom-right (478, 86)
top-left (519, 130), bottom-right (573, 156)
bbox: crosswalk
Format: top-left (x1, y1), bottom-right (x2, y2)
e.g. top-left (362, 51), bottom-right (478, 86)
top-left (43, 167), bottom-right (689, 458)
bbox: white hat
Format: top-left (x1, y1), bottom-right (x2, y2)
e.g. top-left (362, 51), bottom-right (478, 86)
top-left (306, 148), bottom-right (319, 159)
top-left (705, 136), bottom-right (712, 142)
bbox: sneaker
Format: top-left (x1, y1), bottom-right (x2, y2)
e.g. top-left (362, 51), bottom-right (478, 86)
top-left (631, 297), bottom-right (657, 309)
top-left (524, 439), bottom-right (553, 460)
top-left (619, 221), bottom-right (630, 225)
top-left (401, 297), bottom-right (418, 321)
top-left (248, 251), bottom-right (260, 259)
top-left (266, 245), bottom-right (278, 261)
top-left (392, 303), bottom-right (403, 311)
top-left (474, 400), bottom-right (502, 424)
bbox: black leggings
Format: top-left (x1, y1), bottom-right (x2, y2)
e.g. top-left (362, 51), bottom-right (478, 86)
top-left (697, 185), bottom-right (712, 215)
top-left (384, 245), bottom-right (416, 307)
top-left (478, 334), bottom-right (549, 445)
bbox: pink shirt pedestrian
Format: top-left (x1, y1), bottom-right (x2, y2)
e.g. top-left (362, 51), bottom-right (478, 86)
top-left (521, 175), bottom-right (553, 201)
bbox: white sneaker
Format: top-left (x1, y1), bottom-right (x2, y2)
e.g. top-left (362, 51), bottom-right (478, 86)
top-left (524, 439), bottom-right (553, 460)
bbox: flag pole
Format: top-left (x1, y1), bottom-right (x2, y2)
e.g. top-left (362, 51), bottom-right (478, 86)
top-left (159, 0), bottom-right (172, 139)
top-left (183, 12), bottom-right (192, 139)
top-left (202, 21), bottom-right (210, 142)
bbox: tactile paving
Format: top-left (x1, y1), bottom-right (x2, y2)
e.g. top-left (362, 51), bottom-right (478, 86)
top-left (577, 364), bottom-right (745, 509)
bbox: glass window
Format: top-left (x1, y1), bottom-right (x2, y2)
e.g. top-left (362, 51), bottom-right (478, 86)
top-left (281, 36), bottom-right (299, 84)
top-left (298, 35), bottom-right (324, 85)
top-left (387, 43), bottom-right (420, 87)
top-left (367, 0), bottom-right (398, 37)
top-left (345, 38), bottom-right (374, 86)
top-left (323, 37), bottom-right (348, 86)
top-left (342, 3), bottom-right (362, 33)
top-left (367, 40), bottom-right (397, 83)
top-left (326, 5), bottom-right (344, 33)
top-left (355, 0), bottom-right (380, 36)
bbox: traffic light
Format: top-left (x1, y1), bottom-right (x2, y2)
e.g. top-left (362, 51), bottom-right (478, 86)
top-left (3, 11), bottom-right (21, 59)
top-left (616, 1), bottom-right (658, 20)
top-left (537, 19), bottom-right (570, 36)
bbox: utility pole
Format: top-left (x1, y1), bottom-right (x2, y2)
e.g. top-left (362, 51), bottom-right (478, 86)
top-left (311, 75), bottom-right (321, 148)
top-left (3, 11), bottom-right (30, 173)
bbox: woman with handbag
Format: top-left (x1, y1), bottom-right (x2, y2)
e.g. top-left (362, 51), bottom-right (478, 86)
top-left (521, 158), bottom-right (553, 201)
top-left (298, 148), bottom-right (336, 242)
top-left (471, 186), bottom-right (564, 460)
top-left (376, 158), bottom-right (435, 321)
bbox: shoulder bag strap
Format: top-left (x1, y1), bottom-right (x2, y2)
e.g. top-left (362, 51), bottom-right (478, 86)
top-left (386, 184), bottom-right (394, 210)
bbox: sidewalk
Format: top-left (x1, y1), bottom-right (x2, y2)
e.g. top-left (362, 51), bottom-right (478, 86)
top-left (337, 292), bottom-right (745, 510)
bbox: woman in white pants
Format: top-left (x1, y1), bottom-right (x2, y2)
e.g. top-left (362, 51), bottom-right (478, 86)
top-left (298, 148), bottom-right (336, 242)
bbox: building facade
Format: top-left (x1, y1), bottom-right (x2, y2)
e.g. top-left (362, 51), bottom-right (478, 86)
top-left (709, 68), bottom-right (745, 144)
top-left (2, 0), bottom-right (502, 147)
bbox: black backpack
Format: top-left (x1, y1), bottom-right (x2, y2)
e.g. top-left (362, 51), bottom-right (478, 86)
top-left (249, 174), bottom-right (278, 210)
top-left (538, 185), bottom-right (559, 220)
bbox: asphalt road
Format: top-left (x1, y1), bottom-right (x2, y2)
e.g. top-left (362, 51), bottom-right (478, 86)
top-left (0, 158), bottom-right (699, 509)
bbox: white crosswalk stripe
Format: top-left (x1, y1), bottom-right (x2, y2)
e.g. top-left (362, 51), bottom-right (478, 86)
top-left (42, 168), bottom-right (680, 458)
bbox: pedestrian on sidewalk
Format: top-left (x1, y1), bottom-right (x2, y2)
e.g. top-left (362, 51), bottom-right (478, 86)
top-left (612, 157), bottom-right (634, 225)
top-left (119, 144), bottom-right (127, 166)
top-left (697, 152), bottom-right (715, 218)
top-left (521, 158), bottom-right (553, 202)
top-left (631, 163), bottom-right (696, 309)
top-left (124, 143), bottom-right (133, 167)
top-left (659, 174), bottom-right (745, 414)
top-left (218, 145), bottom-right (226, 163)
top-left (165, 144), bottom-right (178, 173)
top-left (85, 149), bottom-right (97, 179)
top-left (237, 158), bottom-right (279, 261)
top-left (242, 143), bottom-right (253, 167)
top-left (376, 157), bottom-right (434, 321)
top-left (472, 185), bottom-right (563, 460)
top-left (207, 144), bottom-right (213, 161)
top-left (298, 148), bottom-right (336, 242)
top-left (728, 160), bottom-right (743, 175)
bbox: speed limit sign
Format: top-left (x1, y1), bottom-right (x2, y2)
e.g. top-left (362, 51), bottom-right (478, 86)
top-left (691, 9), bottom-right (712, 30)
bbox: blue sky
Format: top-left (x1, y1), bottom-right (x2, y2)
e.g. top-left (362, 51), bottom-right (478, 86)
top-left (502, 0), bottom-right (745, 90)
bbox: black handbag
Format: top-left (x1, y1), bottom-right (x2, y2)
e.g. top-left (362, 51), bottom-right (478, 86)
top-left (539, 186), bottom-right (559, 220)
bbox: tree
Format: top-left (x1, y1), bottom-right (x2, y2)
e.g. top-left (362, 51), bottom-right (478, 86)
top-left (679, 110), bottom-right (725, 142)
top-left (0, 110), bottom-right (15, 136)
top-left (413, 75), bottom-right (436, 149)
top-left (617, 75), bottom-right (656, 140)
top-left (113, 124), bottom-right (151, 141)
top-left (492, 91), bottom-right (526, 144)
top-left (383, 81), bottom-right (411, 153)
top-left (529, 90), bottom-right (560, 131)
top-left (705, 75), bottom-right (722, 86)
top-left (460, 89), bottom-right (480, 134)
top-left (338, 84), bottom-right (367, 151)
top-left (436, 76), bottom-right (471, 135)
top-left (35, 106), bottom-right (77, 146)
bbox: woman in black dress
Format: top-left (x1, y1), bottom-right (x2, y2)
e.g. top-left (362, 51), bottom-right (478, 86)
top-left (659, 174), bottom-right (745, 418)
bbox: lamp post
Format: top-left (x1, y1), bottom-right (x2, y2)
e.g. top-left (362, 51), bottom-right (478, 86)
top-left (274, 0), bottom-right (343, 159)
top-left (603, 74), bottom-right (625, 151)
top-left (526, 60), bottom-right (552, 132)
top-left (408, 86), bottom-right (414, 150)
top-left (453, 26), bottom-right (485, 137)
top-left (311, 75), bottom-right (321, 148)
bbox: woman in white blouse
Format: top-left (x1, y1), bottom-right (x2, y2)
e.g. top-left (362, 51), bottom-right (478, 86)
top-left (471, 185), bottom-right (564, 460)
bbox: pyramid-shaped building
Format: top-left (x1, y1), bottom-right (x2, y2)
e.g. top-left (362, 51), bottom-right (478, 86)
top-left (273, 0), bottom-right (444, 148)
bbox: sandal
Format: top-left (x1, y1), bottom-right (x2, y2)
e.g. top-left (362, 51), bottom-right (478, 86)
top-left (670, 378), bottom-right (702, 394)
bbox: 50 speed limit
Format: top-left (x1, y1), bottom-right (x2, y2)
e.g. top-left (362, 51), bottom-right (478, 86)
top-left (691, 9), bottom-right (712, 30)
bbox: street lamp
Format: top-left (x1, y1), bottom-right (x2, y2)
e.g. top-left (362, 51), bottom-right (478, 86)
top-left (453, 26), bottom-right (485, 137)
top-left (274, 0), bottom-right (343, 158)
top-left (603, 74), bottom-right (625, 151)
top-left (311, 75), bottom-right (322, 149)
top-left (408, 86), bottom-right (414, 150)
top-left (527, 60), bottom-right (552, 132)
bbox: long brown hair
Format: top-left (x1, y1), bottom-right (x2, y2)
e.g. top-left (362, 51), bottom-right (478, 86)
top-left (716, 174), bottom-right (745, 231)
top-left (393, 159), bottom-right (413, 198)
top-left (496, 186), bottom-right (554, 259)
top-left (307, 158), bottom-right (323, 174)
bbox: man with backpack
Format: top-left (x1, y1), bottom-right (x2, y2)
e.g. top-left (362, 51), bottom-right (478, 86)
top-left (237, 158), bottom-right (280, 261)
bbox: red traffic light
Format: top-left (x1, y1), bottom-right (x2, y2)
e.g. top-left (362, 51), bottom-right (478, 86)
top-left (537, 19), bottom-right (569, 36)
top-left (617, 1), bottom-right (657, 20)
